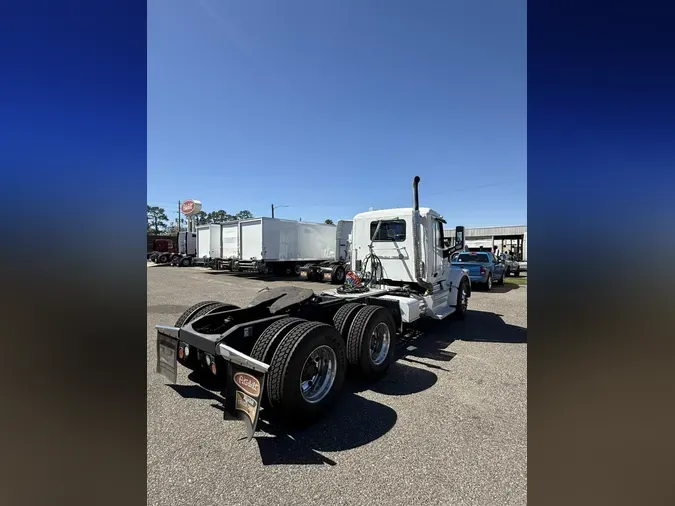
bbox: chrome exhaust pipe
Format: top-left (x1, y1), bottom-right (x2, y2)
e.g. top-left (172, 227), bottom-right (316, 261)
top-left (412, 176), bottom-right (433, 292)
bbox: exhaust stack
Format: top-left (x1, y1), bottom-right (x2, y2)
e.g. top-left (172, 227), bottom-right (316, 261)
top-left (411, 176), bottom-right (433, 292)
top-left (413, 176), bottom-right (420, 211)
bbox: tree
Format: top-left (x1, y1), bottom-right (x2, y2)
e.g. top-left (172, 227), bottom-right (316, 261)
top-left (208, 210), bottom-right (235, 224)
top-left (166, 217), bottom-right (186, 235)
top-left (324, 219), bottom-right (334, 225)
top-left (236, 210), bottom-right (254, 220)
top-left (194, 210), bottom-right (209, 225)
top-left (147, 205), bottom-right (169, 234)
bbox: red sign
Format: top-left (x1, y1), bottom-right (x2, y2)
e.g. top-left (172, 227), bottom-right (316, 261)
top-left (181, 200), bottom-right (195, 214)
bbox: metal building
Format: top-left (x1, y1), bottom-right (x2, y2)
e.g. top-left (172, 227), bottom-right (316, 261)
top-left (444, 225), bottom-right (527, 261)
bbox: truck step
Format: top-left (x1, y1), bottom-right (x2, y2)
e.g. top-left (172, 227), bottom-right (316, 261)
top-left (428, 305), bottom-right (454, 320)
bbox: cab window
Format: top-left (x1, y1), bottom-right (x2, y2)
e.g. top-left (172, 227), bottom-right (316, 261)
top-left (370, 220), bottom-right (406, 241)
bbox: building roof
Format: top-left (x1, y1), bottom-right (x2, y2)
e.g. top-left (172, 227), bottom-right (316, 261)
top-left (444, 225), bottom-right (527, 237)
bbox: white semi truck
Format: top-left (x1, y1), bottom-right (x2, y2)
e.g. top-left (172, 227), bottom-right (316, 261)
top-left (154, 176), bottom-right (471, 439)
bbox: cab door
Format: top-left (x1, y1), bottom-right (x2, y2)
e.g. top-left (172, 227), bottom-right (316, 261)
top-left (431, 218), bottom-right (446, 284)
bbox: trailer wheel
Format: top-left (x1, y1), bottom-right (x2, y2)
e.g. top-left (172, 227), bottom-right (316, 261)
top-left (267, 321), bottom-right (346, 422)
top-left (158, 253), bottom-right (170, 264)
top-left (179, 257), bottom-right (191, 267)
top-left (331, 265), bottom-right (346, 285)
top-left (332, 303), bottom-right (364, 339)
top-left (250, 317), bottom-right (307, 407)
top-left (346, 305), bottom-right (397, 379)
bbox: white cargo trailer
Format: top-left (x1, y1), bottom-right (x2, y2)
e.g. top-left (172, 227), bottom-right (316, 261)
top-left (221, 221), bottom-right (239, 260)
top-left (196, 224), bottom-right (222, 261)
top-left (196, 219), bottom-right (353, 284)
top-left (206, 218), bottom-right (351, 284)
top-left (237, 217), bottom-right (336, 267)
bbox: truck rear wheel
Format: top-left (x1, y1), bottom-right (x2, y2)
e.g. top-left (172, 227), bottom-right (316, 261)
top-left (332, 302), bottom-right (364, 339)
top-left (174, 301), bottom-right (221, 327)
top-left (331, 265), bottom-right (346, 285)
top-left (455, 279), bottom-right (469, 319)
top-left (173, 301), bottom-right (233, 369)
top-left (346, 305), bottom-right (397, 379)
top-left (158, 253), bottom-right (170, 264)
top-left (267, 321), bottom-right (346, 422)
top-left (250, 317), bottom-right (307, 407)
top-left (179, 257), bottom-right (191, 267)
top-left (203, 303), bottom-right (239, 315)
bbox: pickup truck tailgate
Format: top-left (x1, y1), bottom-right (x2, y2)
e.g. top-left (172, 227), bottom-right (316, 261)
top-left (451, 262), bottom-right (484, 276)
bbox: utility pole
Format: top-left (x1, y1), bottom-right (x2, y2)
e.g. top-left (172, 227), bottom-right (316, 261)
top-left (271, 204), bottom-right (290, 219)
top-left (178, 201), bottom-right (181, 232)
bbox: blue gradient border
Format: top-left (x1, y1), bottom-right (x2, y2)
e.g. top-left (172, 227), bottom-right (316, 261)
top-left (2, 0), bottom-right (674, 504)
top-left (529, 1), bottom-right (674, 505)
top-left (1, 2), bottom-right (147, 505)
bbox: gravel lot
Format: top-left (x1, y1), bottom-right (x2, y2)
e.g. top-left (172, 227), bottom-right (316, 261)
top-left (147, 264), bottom-right (527, 506)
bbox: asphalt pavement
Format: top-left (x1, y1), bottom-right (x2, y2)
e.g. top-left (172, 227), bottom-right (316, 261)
top-left (147, 264), bottom-right (527, 506)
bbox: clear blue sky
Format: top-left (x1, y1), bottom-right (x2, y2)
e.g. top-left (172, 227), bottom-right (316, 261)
top-left (147, 0), bottom-right (526, 227)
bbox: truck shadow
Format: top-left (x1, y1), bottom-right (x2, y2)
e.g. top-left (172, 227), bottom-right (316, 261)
top-left (413, 310), bottom-right (527, 344)
top-left (253, 360), bottom-right (441, 465)
top-left (169, 361), bottom-right (437, 466)
top-left (253, 389), bottom-right (397, 466)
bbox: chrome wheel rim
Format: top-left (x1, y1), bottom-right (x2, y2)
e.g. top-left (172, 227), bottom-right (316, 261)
top-left (370, 322), bottom-right (391, 365)
top-left (300, 345), bottom-right (337, 403)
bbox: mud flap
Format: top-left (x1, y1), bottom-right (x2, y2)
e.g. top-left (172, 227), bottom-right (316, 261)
top-left (156, 331), bottom-right (178, 383)
top-left (224, 362), bottom-right (267, 441)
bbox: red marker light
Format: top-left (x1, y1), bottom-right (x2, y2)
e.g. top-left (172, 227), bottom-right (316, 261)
top-left (178, 347), bottom-right (184, 359)
top-left (210, 362), bottom-right (217, 375)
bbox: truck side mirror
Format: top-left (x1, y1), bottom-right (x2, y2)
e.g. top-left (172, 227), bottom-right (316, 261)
top-left (455, 226), bottom-right (465, 250)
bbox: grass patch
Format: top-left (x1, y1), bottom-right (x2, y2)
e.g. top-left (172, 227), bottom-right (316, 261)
top-left (506, 275), bottom-right (527, 285)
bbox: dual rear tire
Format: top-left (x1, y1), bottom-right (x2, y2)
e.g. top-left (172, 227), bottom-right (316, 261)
top-left (250, 303), bottom-right (397, 423)
top-left (342, 305), bottom-right (397, 378)
top-left (252, 318), bottom-right (346, 422)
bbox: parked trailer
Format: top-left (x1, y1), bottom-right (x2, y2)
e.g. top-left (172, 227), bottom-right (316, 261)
top-left (193, 224), bottom-right (223, 268)
top-left (208, 218), bottom-right (352, 284)
top-left (154, 176), bottom-right (471, 439)
top-left (298, 220), bottom-right (353, 284)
